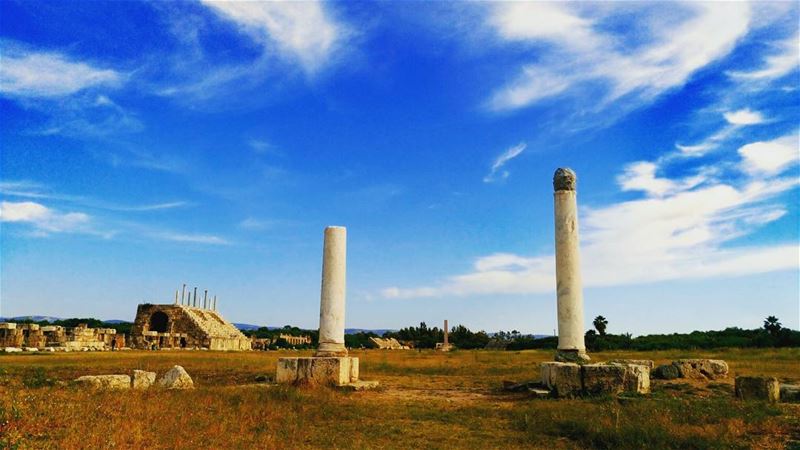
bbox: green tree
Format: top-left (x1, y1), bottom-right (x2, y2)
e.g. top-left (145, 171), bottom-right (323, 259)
top-left (593, 315), bottom-right (608, 336)
top-left (763, 316), bottom-right (782, 336)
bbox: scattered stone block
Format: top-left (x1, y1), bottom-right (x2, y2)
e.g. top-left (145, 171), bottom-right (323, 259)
top-left (779, 384), bottom-right (800, 403)
top-left (607, 363), bottom-right (650, 394)
top-left (540, 362), bottom-right (582, 397)
top-left (156, 365), bottom-right (194, 389)
top-left (735, 376), bottom-right (779, 402)
top-left (3, 347), bottom-right (23, 353)
top-left (653, 364), bottom-right (681, 380)
top-left (276, 357), bottom-right (359, 386)
top-left (582, 364), bottom-right (627, 395)
top-left (74, 375), bottom-right (131, 390)
top-left (528, 388), bottom-right (551, 398)
top-left (673, 359), bottom-right (728, 380)
top-left (132, 370), bottom-right (156, 390)
top-left (607, 359), bottom-right (654, 369)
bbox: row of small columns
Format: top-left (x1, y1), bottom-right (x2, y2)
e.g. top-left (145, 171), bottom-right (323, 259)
top-left (174, 284), bottom-right (217, 311)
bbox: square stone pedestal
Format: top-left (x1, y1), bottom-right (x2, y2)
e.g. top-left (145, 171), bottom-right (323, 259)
top-left (277, 356), bottom-right (359, 386)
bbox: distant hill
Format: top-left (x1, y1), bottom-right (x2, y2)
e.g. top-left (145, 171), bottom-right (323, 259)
top-left (345, 328), bottom-right (395, 335)
top-left (232, 324), bottom-right (397, 335)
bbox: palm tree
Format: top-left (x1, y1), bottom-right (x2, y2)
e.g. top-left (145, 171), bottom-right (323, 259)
top-left (764, 316), bottom-right (782, 336)
top-left (593, 315), bottom-right (608, 336)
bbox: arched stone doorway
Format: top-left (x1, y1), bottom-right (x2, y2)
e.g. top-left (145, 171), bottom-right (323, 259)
top-left (149, 311), bottom-right (169, 333)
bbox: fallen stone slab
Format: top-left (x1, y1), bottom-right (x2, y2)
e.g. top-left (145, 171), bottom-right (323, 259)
top-left (653, 364), bottom-right (681, 380)
top-left (74, 375), bottom-right (131, 390)
top-left (735, 376), bottom-right (779, 402)
top-left (780, 384), bottom-right (800, 403)
top-left (156, 365), bottom-right (194, 389)
top-left (540, 362), bottom-right (582, 398)
top-left (132, 370), bottom-right (156, 390)
top-left (24, 347), bottom-right (39, 352)
top-left (607, 359), bottom-right (654, 369)
top-left (528, 388), bottom-right (551, 399)
top-left (3, 347), bottom-right (23, 353)
top-left (673, 359), bottom-right (728, 380)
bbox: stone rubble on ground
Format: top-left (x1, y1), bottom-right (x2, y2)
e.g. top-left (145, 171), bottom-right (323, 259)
top-left (132, 370), bottom-right (156, 390)
top-left (780, 384), bottom-right (800, 403)
top-left (735, 376), bottom-right (780, 402)
top-left (156, 365), bottom-right (194, 389)
top-left (73, 375), bottom-right (131, 390)
top-left (652, 359), bottom-right (728, 381)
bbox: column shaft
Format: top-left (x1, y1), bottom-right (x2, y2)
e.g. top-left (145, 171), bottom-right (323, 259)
top-left (316, 226), bottom-right (347, 356)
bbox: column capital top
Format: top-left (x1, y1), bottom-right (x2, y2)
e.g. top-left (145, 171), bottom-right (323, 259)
top-left (553, 168), bottom-right (577, 191)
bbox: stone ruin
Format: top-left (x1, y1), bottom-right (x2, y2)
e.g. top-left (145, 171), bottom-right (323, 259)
top-left (0, 322), bottom-right (124, 352)
top-left (130, 303), bottom-right (250, 351)
top-left (368, 337), bottom-right (408, 350)
top-left (435, 319), bottom-right (454, 351)
top-left (276, 226), bottom-right (378, 390)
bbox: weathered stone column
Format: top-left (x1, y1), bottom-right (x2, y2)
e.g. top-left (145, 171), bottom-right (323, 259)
top-left (315, 226), bottom-right (348, 357)
top-left (443, 320), bottom-right (449, 346)
top-left (553, 168), bottom-right (589, 363)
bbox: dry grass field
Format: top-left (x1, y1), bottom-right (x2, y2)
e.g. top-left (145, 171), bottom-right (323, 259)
top-left (1, 348), bottom-right (798, 449)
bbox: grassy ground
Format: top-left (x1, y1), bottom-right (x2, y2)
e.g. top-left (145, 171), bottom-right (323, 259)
top-left (1, 348), bottom-right (798, 449)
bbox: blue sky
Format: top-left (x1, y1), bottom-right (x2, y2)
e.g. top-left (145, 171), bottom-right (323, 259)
top-left (1, 1), bottom-right (798, 334)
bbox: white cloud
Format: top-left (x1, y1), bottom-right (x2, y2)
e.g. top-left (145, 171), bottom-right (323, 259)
top-left (617, 162), bottom-right (712, 198)
top-left (383, 140), bottom-right (799, 299)
top-left (0, 201), bottom-right (90, 234)
top-left (201, 0), bottom-right (347, 74)
top-left (153, 232), bottom-right (229, 245)
top-left (724, 108), bottom-right (766, 125)
top-left (738, 135), bottom-right (799, 175)
top-left (728, 33), bottom-right (800, 81)
top-left (487, 2), bottom-right (751, 112)
top-left (0, 48), bottom-right (120, 98)
top-left (483, 142), bottom-right (527, 183)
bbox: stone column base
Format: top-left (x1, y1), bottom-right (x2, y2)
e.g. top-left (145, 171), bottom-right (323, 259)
top-left (276, 356), bottom-right (359, 386)
top-left (555, 349), bottom-right (591, 364)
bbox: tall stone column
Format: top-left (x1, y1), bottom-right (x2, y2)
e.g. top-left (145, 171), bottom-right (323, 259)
top-left (553, 168), bottom-right (590, 363)
top-left (315, 226), bottom-right (348, 357)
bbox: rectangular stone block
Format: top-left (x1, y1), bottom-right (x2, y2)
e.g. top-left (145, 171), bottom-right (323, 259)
top-left (736, 376), bottom-right (780, 402)
top-left (276, 357), bottom-right (359, 386)
top-left (0, 323), bottom-right (17, 330)
top-left (607, 363), bottom-right (651, 394)
top-left (133, 370), bottom-right (156, 390)
top-left (540, 362), bottom-right (582, 397)
top-left (582, 364), bottom-right (626, 395)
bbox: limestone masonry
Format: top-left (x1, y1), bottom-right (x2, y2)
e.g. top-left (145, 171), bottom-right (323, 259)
top-left (0, 322), bottom-right (123, 351)
top-left (131, 303), bottom-right (250, 351)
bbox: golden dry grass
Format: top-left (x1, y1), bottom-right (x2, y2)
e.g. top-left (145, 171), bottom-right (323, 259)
top-left (1, 348), bottom-right (798, 449)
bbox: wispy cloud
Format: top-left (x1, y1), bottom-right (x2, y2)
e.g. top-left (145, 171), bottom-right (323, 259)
top-left (738, 134), bottom-right (800, 176)
top-left (483, 142), bottom-right (526, 183)
top-left (0, 201), bottom-right (96, 236)
top-left (0, 180), bottom-right (189, 212)
top-left (151, 231), bottom-right (229, 245)
top-left (728, 33), bottom-right (799, 81)
top-left (200, 1), bottom-right (349, 76)
top-left (724, 108), bottom-right (766, 125)
top-left (486, 3), bottom-right (751, 112)
top-left (0, 44), bottom-right (121, 98)
top-left (383, 128), bottom-right (800, 299)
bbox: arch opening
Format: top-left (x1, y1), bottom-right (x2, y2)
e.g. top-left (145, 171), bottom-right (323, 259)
top-left (149, 311), bottom-right (169, 333)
